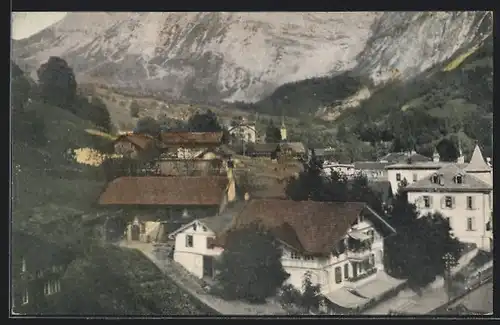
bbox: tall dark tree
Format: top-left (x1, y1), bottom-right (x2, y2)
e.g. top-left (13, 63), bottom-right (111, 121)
top-left (37, 57), bottom-right (77, 107)
top-left (187, 109), bottom-right (223, 132)
top-left (11, 61), bottom-right (32, 111)
top-left (88, 97), bottom-right (112, 132)
top-left (130, 100), bottom-right (140, 118)
top-left (265, 120), bottom-right (282, 143)
top-left (285, 150), bottom-right (325, 201)
top-left (436, 138), bottom-right (459, 162)
top-left (135, 117), bottom-right (161, 137)
top-left (215, 224), bottom-right (289, 303)
top-left (384, 181), bottom-right (461, 290)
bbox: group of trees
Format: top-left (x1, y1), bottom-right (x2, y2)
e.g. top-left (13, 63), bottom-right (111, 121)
top-left (133, 108), bottom-right (230, 143)
top-left (265, 120), bottom-right (282, 143)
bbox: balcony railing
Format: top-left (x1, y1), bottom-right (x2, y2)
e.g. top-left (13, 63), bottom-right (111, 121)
top-left (347, 268), bottom-right (377, 282)
top-left (346, 248), bottom-right (371, 261)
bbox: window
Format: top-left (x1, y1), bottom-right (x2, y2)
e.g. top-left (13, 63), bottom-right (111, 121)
top-left (431, 175), bottom-right (439, 184)
top-left (202, 226), bottom-right (207, 232)
top-left (304, 255), bottom-right (314, 261)
top-left (193, 223), bottom-right (197, 231)
top-left (445, 196), bottom-right (453, 208)
top-left (343, 264), bottom-right (349, 279)
top-left (455, 175), bottom-right (463, 184)
top-left (185, 235), bottom-right (193, 248)
top-left (21, 258), bottom-right (26, 273)
top-left (44, 280), bottom-right (61, 296)
top-left (366, 230), bottom-right (375, 243)
top-left (467, 196), bottom-right (474, 210)
top-left (396, 173), bottom-right (401, 181)
top-left (369, 253), bottom-right (375, 266)
top-left (36, 270), bottom-right (43, 278)
top-left (412, 173), bottom-right (418, 182)
top-left (335, 266), bottom-right (342, 284)
top-left (290, 251), bottom-right (301, 259)
top-left (206, 237), bottom-right (215, 249)
top-left (22, 288), bottom-right (28, 305)
top-left (467, 217), bottom-right (475, 231)
top-left (423, 196), bottom-right (431, 208)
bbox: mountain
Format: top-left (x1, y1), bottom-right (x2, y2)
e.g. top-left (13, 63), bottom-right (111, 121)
top-left (12, 11), bottom-right (491, 108)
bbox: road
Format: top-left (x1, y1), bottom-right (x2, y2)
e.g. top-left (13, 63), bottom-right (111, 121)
top-left (445, 281), bottom-right (493, 314)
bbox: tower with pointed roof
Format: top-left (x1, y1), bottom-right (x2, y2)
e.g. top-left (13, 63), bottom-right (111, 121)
top-left (280, 114), bottom-right (287, 142)
top-left (432, 148), bottom-right (440, 162)
top-left (464, 143), bottom-right (492, 185)
top-left (456, 139), bottom-right (465, 164)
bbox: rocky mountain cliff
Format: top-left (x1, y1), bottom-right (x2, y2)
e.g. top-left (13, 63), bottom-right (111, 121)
top-left (12, 12), bottom-right (492, 110)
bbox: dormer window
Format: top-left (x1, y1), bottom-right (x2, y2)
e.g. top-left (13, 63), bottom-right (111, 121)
top-left (193, 223), bottom-right (197, 231)
top-left (431, 174), bottom-right (439, 184)
top-left (455, 175), bottom-right (463, 184)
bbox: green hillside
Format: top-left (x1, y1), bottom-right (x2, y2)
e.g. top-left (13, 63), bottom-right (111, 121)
top-left (11, 62), bottom-right (206, 315)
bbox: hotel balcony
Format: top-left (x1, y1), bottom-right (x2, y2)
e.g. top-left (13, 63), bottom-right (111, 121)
top-left (346, 248), bottom-right (372, 262)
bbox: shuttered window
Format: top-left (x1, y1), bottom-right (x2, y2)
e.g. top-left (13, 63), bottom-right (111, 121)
top-left (467, 217), bottom-right (476, 231)
top-left (335, 266), bottom-right (342, 284)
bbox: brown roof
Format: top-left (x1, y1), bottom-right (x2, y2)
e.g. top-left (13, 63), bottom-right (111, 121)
top-left (98, 176), bottom-right (228, 206)
top-left (159, 131), bottom-right (223, 147)
top-left (114, 134), bottom-right (156, 150)
top-left (218, 199), bottom-right (367, 255)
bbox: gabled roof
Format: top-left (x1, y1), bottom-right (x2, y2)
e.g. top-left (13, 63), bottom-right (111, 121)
top-left (98, 176), bottom-right (229, 206)
top-left (168, 201), bottom-right (248, 238)
top-left (215, 200), bottom-right (393, 255)
top-left (464, 144), bottom-right (491, 172)
top-left (406, 165), bottom-right (492, 192)
top-left (379, 152), bottom-right (431, 164)
top-left (113, 133), bottom-right (156, 150)
top-left (158, 131), bottom-right (224, 147)
top-left (354, 161), bottom-right (390, 170)
top-left (281, 142), bottom-right (307, 153)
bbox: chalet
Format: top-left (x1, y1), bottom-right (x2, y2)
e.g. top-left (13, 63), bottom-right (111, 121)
top-left (228, 120), bottom-right (257, 143)
top-left (169, 198), bottom-right (401, 312)
top-left (112, 133), bottom-right (160, 160)
top-left (98, 168), bottom-right (238, 244)
top-left (281, 142), bottom-right (307, 158)
top-left (12, 231), bottom-right (73, 314)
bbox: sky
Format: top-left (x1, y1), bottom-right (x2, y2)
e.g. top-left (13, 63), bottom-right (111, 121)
top-left (11, 12), bottom-right (67, 40)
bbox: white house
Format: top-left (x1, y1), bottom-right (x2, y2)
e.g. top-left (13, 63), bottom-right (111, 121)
top-left (385, 145), bottom-right (492, 195)
top-left (169, 198), bottom-right (402, 311)
top-left (322, 161), bottom-right (357, 178)
top-left (228, 119), bottom-right (257, 143)
top-left (404, 150), bottom-right (493, 251)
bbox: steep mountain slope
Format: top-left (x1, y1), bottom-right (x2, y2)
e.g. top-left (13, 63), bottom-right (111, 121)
top-left (12, 12), bottom-right (379, 103)
top-left (12, 12), bottom-right (491, 114)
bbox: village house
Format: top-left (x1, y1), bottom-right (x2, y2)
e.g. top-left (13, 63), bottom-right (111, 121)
top-left (12, 231), bottom-right (73, 314)
top-left (322, 161), bottom-right (357, 178)
top-left (403, 149), bottom-right (493, 251)
top-left (228, 118), bottom-right (257, 143)
top-left (353, 161), bottom-right (390, 181)
top-left (169, 197), bottom-right (402, 312)
top-left (379, 151), bottom-right (432, 164)
top-left (112, 133), bottom-right (160, 160)
top-left (97, 167), bottom-right (238, 244)
top-left (158, 131), bottom-right (224, 158)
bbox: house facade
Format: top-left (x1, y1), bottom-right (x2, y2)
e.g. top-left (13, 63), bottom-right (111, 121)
top-left (322, 162), bottom-right (357, 178)
top-left (404, 151), bottom-right (493, 251)
top-left (228, 122), bottom-right (257, 143)
top-left (12, 231), bottom-right (73, 314)
top-left (353, 162), bottom-right (390, 181)
top-left (170, 198), bottom-right (400, 311)
top-left (112, 133), bottom-right (159, 160)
